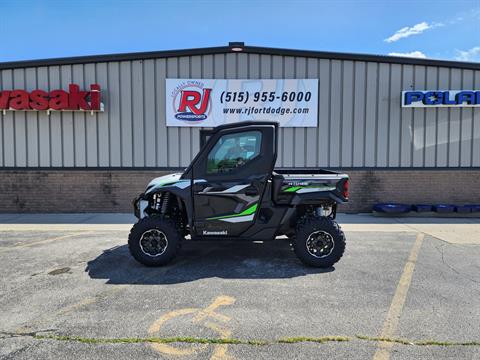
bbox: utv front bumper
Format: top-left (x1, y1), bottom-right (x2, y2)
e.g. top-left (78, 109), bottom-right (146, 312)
top-left (133, 194), bottom-right (149, 219)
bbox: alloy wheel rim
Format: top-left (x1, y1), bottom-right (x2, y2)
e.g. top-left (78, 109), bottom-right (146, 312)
top-left (306, 230), bottom-right (335, 258)
top-left (139, 229), bottom-right (169, 257)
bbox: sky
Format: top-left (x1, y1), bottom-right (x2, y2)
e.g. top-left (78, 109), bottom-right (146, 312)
top-left (0, 0), bottom-right (479, 63)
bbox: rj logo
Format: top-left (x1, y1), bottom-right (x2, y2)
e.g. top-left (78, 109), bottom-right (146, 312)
top-left (178, 89), bottom-right (212, 115)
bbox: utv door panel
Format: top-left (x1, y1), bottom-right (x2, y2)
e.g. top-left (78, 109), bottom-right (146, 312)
top-left (191, 125), bottom-right (276, 237)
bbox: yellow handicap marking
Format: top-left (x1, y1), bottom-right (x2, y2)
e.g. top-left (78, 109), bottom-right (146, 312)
top-left (148, 295), bottom-right (236, 359)
top-left (192, 295), bottom-right (235, 323)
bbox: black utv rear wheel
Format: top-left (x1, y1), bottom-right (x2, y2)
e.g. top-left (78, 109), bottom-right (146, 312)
top-left (293, 216), bottom-right (346, 268)
top-left (128, 216), bottom-right (181, 266)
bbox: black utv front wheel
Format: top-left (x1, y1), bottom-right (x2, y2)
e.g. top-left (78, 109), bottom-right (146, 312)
top-left (293, 216), bottom-right (346, 268)
top-left (128, 216), bottom-right (181, 266)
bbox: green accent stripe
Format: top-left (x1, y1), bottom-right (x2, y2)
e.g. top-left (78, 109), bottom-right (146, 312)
top-left (159, 181), bottom-right (178, 187)
top-left (283, 186), bottom-right (302, 192)
top-left (207, 204), bottom-right (257, 220)
top-left (283, 185), bottom-right (336, 192)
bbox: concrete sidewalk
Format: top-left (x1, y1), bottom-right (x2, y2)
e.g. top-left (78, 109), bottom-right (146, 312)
top-left (0, 213), bottom-right (479, 244)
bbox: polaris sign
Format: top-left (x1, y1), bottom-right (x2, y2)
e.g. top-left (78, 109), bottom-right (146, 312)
top-left (402, 90), bottom-right (480, 108)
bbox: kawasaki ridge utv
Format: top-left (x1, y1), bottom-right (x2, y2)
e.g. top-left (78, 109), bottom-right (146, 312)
top-left (130, 121), bottom-right (349, 267)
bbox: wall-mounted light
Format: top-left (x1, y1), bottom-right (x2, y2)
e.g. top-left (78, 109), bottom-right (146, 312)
top-left (229, 42), bottom-right (245, 52)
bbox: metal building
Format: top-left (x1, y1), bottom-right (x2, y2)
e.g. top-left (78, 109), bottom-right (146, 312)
top-left (0, 42), bottom-right (479, 213)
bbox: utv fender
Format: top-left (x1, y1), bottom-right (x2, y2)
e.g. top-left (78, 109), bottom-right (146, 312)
top-left (290, 192), bottom-right (345, 206)
top-left (145, 179), bottom-right (206, 198)
top-left (145, 185), bottom-right (190, 202)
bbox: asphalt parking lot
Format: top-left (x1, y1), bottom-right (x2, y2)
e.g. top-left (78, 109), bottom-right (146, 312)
top-left (0, 214), bottom-right (479, 360)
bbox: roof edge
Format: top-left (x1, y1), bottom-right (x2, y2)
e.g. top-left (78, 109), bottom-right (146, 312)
top-left (245, 45), bottom-right (480, 70)
top-left (0, 44), bottom-right (479, 71)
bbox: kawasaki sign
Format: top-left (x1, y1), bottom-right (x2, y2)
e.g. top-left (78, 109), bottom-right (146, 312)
top-left (0, 84), bottom-right (103, 115)
top-left (402, 90), bottom-right (480, 107)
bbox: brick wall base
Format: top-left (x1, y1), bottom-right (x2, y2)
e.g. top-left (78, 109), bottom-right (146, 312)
top-left (0, 170), bottom-right (171, 213)
top-left (339, 170), bottom-right (480, 212)
top-left (0, 170), bottom-right (479, 213)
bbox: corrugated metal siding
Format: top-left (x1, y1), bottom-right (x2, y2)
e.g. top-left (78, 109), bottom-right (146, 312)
top-left (0, 53), bottom-right (479, 168)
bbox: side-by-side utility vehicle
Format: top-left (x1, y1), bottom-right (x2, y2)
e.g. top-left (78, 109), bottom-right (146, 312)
top-left (130, 121), bottom-right (349, 267)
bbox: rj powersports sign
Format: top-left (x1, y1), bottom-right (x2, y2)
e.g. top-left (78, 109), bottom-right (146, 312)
top-left (402, 90), bottom-right (480, 107)
top-left (166, 79), bottom-right (318, 127)
top-left (0, 84), bottom-right (103, 115)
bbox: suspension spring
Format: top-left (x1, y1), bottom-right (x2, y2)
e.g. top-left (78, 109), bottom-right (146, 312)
top-left (161, 193), bottom-right (170, 214)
